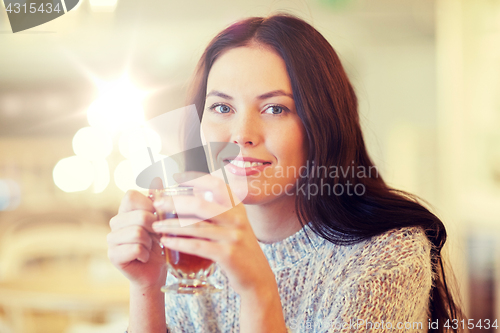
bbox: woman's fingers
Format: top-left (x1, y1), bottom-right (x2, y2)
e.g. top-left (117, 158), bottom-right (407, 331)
top-left (155, 195), bottom-right (234, 225)
top-left (107, 225), bottom-right (154, 250)
top-left (153, 221), bottom-right (231, 242)
top-left (173, 172), bottom-right (233, 206)
top-left (109, 209), bottom-right (157, 232)
top-left (160, 235), bottom-right (226, 262)
top-left (118, 190), bottom-right (154, 214)
top-left (108, 243), bottom-right (151, 264)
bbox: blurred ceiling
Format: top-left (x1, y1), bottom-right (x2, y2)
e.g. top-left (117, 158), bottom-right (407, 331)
top-left (0, 0), bottom-right (435, 136)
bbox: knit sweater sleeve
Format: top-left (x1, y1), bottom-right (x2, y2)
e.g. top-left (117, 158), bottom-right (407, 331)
top-left (319, 227), bottom-right (434, 333)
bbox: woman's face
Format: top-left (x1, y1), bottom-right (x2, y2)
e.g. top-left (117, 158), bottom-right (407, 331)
top-left (201, 44), bottom-right (307, 205)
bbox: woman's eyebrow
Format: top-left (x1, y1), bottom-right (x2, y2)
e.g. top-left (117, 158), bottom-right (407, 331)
top-left (206, 90), bottom-right (233, 100)
top-left (206, 90), bottom-right (293, 100)
top-left (257, 90), bottom-right (294, 100)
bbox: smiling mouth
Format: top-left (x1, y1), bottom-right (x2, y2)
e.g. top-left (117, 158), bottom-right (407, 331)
top-left (224, 159), bottom-right (272, 168)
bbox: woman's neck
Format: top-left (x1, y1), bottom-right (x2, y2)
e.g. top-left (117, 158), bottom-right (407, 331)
top-left (244, 194), bottom-right (303, 244)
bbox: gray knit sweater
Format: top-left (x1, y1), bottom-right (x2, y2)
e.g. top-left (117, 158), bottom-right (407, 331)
top-left (164, 225), bottom-right (434, 332)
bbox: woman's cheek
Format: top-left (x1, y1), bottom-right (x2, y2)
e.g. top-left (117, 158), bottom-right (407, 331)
top-left (202, 118), bottom-right (232, 141)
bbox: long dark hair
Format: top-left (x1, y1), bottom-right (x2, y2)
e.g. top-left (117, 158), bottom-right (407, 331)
top-left (186, 14), bottom-right (464, 332)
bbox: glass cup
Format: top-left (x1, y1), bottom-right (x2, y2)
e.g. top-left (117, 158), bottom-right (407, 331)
top-left (150, 186), bottom-right (222, 294)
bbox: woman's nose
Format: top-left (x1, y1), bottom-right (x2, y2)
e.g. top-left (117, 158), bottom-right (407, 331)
top-left (230, 111), bottom-right (261, 147)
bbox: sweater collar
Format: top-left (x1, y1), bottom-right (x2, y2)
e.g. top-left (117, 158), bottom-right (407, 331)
top-left (257, 223), bottom-right (326, 270)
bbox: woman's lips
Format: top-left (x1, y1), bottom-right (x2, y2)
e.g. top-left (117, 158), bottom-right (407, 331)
top-left (223, 159), bottom-right (271, 176)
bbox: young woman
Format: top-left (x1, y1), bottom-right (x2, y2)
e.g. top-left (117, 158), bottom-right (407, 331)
top-left (107, 14), bottom-right (464, 333)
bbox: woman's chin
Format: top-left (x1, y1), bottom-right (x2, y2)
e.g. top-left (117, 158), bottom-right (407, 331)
top-left (240, 195), bottom-right (264, 205)
top-left (227, 185), bottom-right (263, 205)
top-left (230, 187), bottom-right (259, 205)
top-left (238, 191), bottom-right (281, 205)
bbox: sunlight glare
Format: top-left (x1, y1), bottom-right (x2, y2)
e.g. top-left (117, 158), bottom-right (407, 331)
top-left (87, 76), bottom-right (146, 134)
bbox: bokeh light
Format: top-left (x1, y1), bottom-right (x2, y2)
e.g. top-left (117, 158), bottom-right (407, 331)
top-left (91, 159), bottom-right (110, 193)
top-left (113, 160), bottom-right (141, 192)
top-left (72, 127), bottom-right (113, 160)
top-left (53, 156), bottom-right (94, 193)
top-left (114, 151), bottom-right (168, 192)
top-left (118, 127), bottom-right (162, 159)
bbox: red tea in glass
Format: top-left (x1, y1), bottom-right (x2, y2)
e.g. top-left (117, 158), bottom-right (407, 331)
top-left (157, 210), bottom-right (214, 276)
top-left (151, 187), bottom-right (221, 294)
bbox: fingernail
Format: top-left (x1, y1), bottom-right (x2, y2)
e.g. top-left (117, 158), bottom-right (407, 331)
top-left (149, 177), bottom-right (164, 190)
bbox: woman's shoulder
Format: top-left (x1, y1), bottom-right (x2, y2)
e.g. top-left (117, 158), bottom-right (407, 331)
top-left (363, 226), bottom-right (433, 252)
top-left (318, 225), bottom-right (433, 260)
top-left (302, 225), bottom-right (434, 282)
top-left (312, 227), bottom-right (435, 328)
top-left (364, 226), bottom-right (432, 258)
top-left (344, 226), bottom-right (434, 278)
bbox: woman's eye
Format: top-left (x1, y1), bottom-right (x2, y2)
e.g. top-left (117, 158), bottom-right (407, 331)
top-left (264, 105), bottom-right (285, 114)
top-left (215, 105), bottom-right (231, 113)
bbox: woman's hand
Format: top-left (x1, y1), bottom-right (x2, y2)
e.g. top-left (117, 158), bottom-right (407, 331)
top-left (152, 172), bottom-right (275, 298)
top-left (107, 190), bottom-right (167, 288)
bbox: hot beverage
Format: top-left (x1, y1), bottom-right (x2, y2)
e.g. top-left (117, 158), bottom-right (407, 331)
top-left (157, 211), bottom-right (214, 278)
top-left (151, 186), bottom-right (221, 294)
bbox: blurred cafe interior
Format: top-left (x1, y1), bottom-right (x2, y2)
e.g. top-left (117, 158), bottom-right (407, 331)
top-left (0, 0), bottom-right (500, 332)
